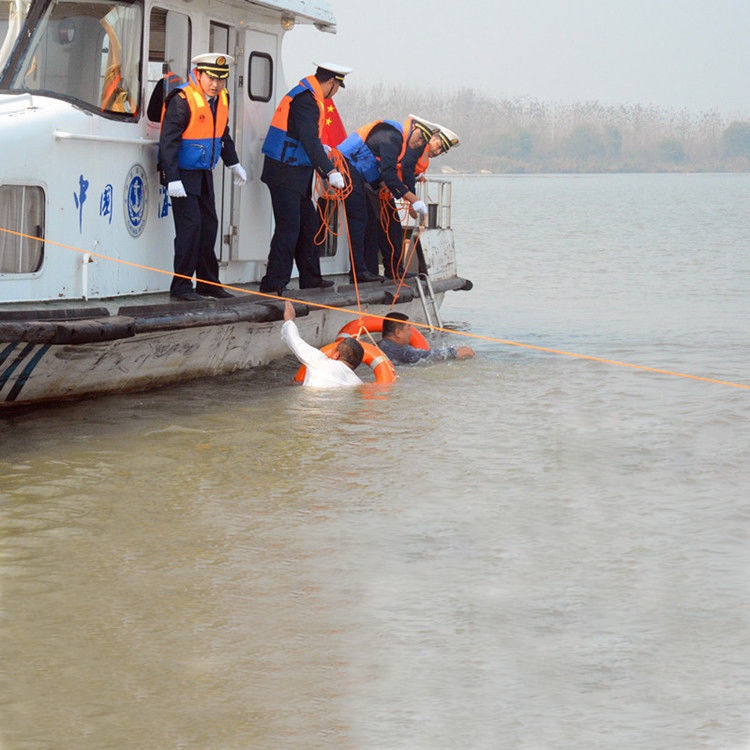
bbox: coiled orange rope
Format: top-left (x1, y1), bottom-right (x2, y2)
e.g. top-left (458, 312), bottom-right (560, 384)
top-left (378, 193), bottom-right (426, 303)
top-left (313, 149), bottom-right (352, 246)
top-left (312, 149), bottom-right (365, 313)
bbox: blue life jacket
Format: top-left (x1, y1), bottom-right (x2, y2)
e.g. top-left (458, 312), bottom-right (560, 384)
top-left (337, 120), bottom-right (403, 183)
top-left (262, 77), bottom-right (325, 167)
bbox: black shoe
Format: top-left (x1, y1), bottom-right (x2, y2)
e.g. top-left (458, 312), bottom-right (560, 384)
top-left (170, 290), bottom-right (203, 301)
top-left (259, 285), bottom-right (286, 296)
top-left (352, 270), bottom-right (384, 283)
top-left (299, 278), bottom-right (335, 289)
top-left (197, 286), bottom-right (234, 298)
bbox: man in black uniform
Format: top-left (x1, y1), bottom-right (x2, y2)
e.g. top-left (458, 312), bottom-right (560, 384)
top-left (258, 62), bottom-right (352, 296)
top-left (159, 53), bottom-right (247, 301)
top-left (337, 118), bottom-right (431, 282)
top-left (370, 117), bottom-right (459, 279)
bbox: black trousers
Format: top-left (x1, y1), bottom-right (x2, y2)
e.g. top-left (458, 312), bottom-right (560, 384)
top-left (259, 183), bottom-right (323, 292)
top-left (170, 174), bottom-right (220, 294)
top-left (346, 168), bottom-right (406, 276)
top-left (343, 167), bottom-right (375, 274)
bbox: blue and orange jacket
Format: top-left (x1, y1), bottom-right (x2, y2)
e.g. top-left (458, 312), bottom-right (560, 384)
top-left (337, 119), bottom-right (404, 182)
top-left (262, 76), bottom-right (326, 166)
top-left (174, 70), bottom-right (229, 171)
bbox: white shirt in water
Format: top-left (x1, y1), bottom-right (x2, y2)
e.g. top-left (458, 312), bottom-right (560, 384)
top-left (281, 320), bottom-right (363, 388)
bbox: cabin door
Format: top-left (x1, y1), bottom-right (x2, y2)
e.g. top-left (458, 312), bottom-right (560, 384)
top-left (230, 29), bottom-right (277, 264)
top-left (208, 21), bottom-right (232, 264)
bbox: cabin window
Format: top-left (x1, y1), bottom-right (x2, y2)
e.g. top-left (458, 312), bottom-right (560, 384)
top-left (209, 21), bottom-right (228, 58)
top-left (1, 0), bottom-right (31, 75)
top-left (146, 8), bottom-right (191, 122)
top-left (7, 0), bottom-right (143, 118)
top-left (1, 16), bottom-right (17, 75)
top-left (247, 51), bottom-right (272, 102)
top-left (0, 186), bottom-right (44, 274)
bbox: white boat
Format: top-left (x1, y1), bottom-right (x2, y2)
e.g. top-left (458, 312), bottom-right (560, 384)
top-left (0, 0), bottom-right (471, 407)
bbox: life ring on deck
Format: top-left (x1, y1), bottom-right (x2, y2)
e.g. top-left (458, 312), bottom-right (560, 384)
top-left (336, 315), bottom-right (429, 350)
top-left (294, 340), bottom-right (397, 384)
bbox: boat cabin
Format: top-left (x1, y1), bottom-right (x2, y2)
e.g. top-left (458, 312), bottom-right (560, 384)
top-left (0, 0), bottom-right (342, 303)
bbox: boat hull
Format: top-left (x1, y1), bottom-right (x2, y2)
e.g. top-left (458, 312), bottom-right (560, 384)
top-left (0, 277), bottom-right (470, 407)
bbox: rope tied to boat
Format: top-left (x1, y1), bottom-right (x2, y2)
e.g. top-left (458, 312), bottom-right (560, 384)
top-left (0, 223), bottom-right (748, 391)
top-left (312, 148), bottom-right (428, 315)
top-left (375, 187), bottom-right (427, 301)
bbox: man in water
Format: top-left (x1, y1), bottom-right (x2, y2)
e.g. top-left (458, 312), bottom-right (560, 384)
top-left (282, 301), bottom-right (364, 387)
top-left (379, 312), bottom-right (475, 364)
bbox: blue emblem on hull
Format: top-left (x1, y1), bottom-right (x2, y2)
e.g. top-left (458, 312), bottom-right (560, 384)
top-left (124, 164), bottom-right (148, 238)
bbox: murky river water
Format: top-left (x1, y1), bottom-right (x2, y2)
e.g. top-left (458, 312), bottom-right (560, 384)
top-left (1, 174), bottom-right (749, 749)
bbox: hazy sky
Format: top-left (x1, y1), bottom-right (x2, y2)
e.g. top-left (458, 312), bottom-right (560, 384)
top-left (283, 0), bottom-right (750, 117)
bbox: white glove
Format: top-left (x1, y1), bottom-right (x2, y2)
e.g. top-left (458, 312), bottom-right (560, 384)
top-left (323, 144), bottom-right (332, 156)
top-left (230, 163), bottom-right (247, 186)
top-left (328, 170), bottom-right (345, 190)
top-left (412, 199), bottom-right (428, 218)
top-left (167, 180), bottom-right (187, 198)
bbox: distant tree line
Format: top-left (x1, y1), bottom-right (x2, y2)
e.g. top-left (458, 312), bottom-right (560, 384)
top-left (336, 85), bottom-right (750, 173)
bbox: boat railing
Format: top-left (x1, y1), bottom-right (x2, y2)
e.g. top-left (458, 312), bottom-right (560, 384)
top-left (417, 178), bottom-right (452, 230)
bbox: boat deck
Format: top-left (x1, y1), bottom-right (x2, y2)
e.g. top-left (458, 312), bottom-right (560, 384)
top-left (0, 275), bottom-right (472, 345)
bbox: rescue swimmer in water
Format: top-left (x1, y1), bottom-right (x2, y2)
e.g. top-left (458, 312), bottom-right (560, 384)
top-left (378, 312), bottom-right (475, 364)
top-left (282, 300), bottom-right (364, 387)
top-left (285, 303), bottom-right (400, 387)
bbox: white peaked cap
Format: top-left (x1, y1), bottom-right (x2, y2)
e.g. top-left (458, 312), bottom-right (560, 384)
top-left (191, 53), bottom-right (234, 78)
top-left (408, 114), bottom-right (439, 131)
top-left (313, 61), bottom-right (353, 87)
top-left (313, 61), bottom-right (353, 76)
top-left (435, 123), bottom-right (460, 150)
top-left (407, 114), bottom-right (439, 139)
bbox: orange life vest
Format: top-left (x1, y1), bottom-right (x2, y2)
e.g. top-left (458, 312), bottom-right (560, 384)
top-left (175, 70), bottom-right (229, 171)
top-left (294, 340), bottom-right (397, 384)
top-left (336, 316), bottom-right (430, 350)
top-left (262, 76), bottom-right (326, 166)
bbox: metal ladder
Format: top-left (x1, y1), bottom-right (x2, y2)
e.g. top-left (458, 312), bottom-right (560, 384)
top-left (414, 273), bottom-right (443, 333)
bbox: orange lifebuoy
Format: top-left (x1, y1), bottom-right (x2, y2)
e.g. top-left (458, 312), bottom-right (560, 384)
top-left (294, 340), bottom-right (397, 384)
top-left (336, 315), bottom-right (429, 350)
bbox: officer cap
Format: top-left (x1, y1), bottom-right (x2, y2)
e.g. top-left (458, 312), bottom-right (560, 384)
top-left (314, 61), bottom-right (353, 88)
top-left (435, 124), bottom-right (460, 151)
top-left (407, 114), bottom-right (439, 141)
top-left (192, 53), bottom-right (234, 79)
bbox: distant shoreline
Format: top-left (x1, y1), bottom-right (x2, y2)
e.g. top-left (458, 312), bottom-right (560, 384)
top-left (338, 87), bottom-right (750, 175)
top-left (437, 168), bottom-right (750, 176)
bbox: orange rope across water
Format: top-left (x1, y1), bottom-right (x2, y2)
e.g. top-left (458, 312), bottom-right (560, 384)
top-left (1, 224), bottom-right (748, 391)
